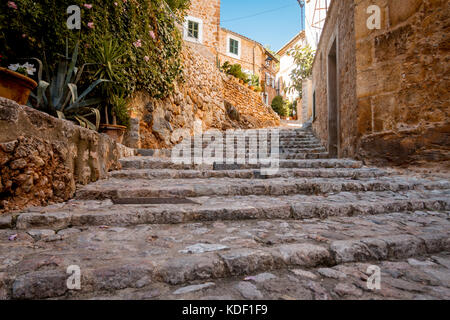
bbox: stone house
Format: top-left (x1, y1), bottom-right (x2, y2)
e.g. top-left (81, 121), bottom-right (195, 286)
top-left (276, 31), bottom-right (307, 103)
top-left (183, 0), bottom-right (279, 106)
top-left (307, 0), bottom-right (449, 166)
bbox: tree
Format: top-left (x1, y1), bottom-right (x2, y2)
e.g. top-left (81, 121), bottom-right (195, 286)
top-left (287, 44), bottom-right (315, 98)
top-left (271, 95), bottom-right (289, 117)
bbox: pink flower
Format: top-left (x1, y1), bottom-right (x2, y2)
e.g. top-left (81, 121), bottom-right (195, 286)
top-left (114, 2), bottom-right (118, 5)
top-left (22, 34), bottom-right (27, 38)
top-left (133, 39), bottom-right (142, 48)
top-left (83, 4), bottom-right (92, 9)
top-left (144, 56), bottom-right (150, 62)
top-left (7, 1), bottom-right (17, 9)
top-left (87, 22), bottom-right (94, 29)
top-left (149, 31), bottom-right (156, 40)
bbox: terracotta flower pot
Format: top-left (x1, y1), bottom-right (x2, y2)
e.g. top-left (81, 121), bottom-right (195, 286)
top-left (100, 124), bottom-right (127, 144)
top-left (0, 67), bottom-right (37, 105)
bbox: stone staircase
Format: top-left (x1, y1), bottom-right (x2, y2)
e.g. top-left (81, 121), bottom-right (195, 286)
top-left (1, 126), bottom-right (449, 300)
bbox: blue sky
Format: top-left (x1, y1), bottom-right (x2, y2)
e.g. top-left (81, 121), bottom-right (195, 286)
top-left (221, 0), bottom-right (305, 52)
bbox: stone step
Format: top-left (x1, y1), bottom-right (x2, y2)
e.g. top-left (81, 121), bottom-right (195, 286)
top-left (280, 153), bottom-right (329, 159)
top-left (183, 147), bottom-right (327, 153)
top-left (4, 211), bottom-right (449, 299)
top-left (180, 152), bottom-right (329, 159)
top-left (109, 167), bottom-right (389, 180)
top-left (74, 176), bottom-right (450, 201)
top-left (188, 137), bottom-right (320, 143)
top-left (76, 252), bottom-right (450, 300)
top-left (120, 158), bottom-right (364, 170)
top-left (13, 190), bottom-right (449, 230)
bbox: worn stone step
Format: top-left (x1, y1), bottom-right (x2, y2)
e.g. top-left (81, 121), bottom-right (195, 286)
top-left (3, 212), bottom-right (449, 299)
top-left (75, 252), bottom-right (450, 300)
top-left (120, 158), bottom-right (364, 170)
top-left (280, 153), bottom-right (329, 159)
top-left (109, 167), bottom-right (388, 180)
top-left (13, 190), bottom-right (450, 230)
top-left (74, 176), bottom-right (450, 201)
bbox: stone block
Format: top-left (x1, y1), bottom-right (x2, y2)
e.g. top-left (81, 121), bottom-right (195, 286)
top-left (389, 0), bottom-right (423, 27)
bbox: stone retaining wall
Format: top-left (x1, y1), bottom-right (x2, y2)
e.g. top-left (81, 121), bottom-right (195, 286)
top-left (0, 98), bottom-right (135, 213)
top-left (127, 42), bottom-right (280, 150)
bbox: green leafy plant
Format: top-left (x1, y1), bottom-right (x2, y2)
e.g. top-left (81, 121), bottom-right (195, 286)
top-left (0, 0), bottom-right (188, 100)
top-left (271, 95), bottom-right (289, 117)
top-left (109, 91), bottom-right (131, 128)
top-left (222, 62), bottom-right (250, 84)
top-left (30, 42), bottom-right (108, 130)
top-left (287, 44), bottom-right (315, 98)
top-left (89, 38), bottom-right (130, 126)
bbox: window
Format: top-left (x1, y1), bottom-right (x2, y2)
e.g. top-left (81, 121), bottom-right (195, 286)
top-left (188, 21), bottom-right (199, 39)
top-left (229, 39), bottom-right (239, 55)
top-left (226, 35), bottom-right (241, 58)
top-left (184, 16), bottom-right (203, 44)
top-left (266, 73), bottom-right (270, 86)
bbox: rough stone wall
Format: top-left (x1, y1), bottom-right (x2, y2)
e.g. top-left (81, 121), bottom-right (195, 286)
top-left (355, 0), bottom-right (450, 166)
top-left (0, 98), bottom-right (135, 213)
top-left (222, 74), bottom-right (281, 128)
top-left (311, 0), bottom-right (358, 157)
top-left (218, 28), bottom-right (279, 105)
top-left (128, 42), bottom-right (280, 149)
top-left (185, 0), bottom-right (221, 54)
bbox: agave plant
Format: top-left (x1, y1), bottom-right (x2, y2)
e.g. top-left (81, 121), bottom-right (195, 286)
top-left (29, 42), bottom-right (109, 130)
top-left (90, 38), bottom-right (129, 126)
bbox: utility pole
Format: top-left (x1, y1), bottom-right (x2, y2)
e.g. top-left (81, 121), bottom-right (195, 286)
top-left (297, 0), bottom-right (306, 31)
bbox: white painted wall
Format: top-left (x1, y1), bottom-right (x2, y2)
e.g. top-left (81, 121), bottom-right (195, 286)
top-left (305, 0), bottom-right (331, 50)
top-left (277, 36), bottom-right (306, 103)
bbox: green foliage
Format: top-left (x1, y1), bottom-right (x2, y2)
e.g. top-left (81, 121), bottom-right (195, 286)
top-left (30, 43), bottom-right (106, 131)
top-left (287, 44), bottom-right (315, 98)
top-left (222, 62), bottom-right (250, 84)
top-left (109, 91), bottom-right (131, 129)
top-left (271, 95), bottom-right (289, 117)
top-left (250, 74), bottom-right (260, 87)
top-left (0, 0), bottom-right (188, 100)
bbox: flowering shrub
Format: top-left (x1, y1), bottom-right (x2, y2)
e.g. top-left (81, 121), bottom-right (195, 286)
top-left (0, 0), bottom-right (190, 99)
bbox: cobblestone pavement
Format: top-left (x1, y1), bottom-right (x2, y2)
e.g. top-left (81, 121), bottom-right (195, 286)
top-left (0, 127), bottom-right (449, 300)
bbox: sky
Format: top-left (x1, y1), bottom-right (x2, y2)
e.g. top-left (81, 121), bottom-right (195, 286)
top-left (221, 0), bottom-right (305, 52)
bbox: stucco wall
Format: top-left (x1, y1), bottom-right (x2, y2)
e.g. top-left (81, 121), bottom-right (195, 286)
top-left (0, 98), bottom-right (135, 213)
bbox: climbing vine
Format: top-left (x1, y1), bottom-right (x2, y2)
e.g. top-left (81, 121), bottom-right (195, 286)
top-left (0, 0), bottom-right (190, 99)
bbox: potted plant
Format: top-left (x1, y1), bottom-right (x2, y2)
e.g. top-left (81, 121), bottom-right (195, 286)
top-left (91, 38), bottom-right (130, 144)
top-left (0, 62), bottom-right (37, 105)
top-left (99, 92), bottom-right (129, 144)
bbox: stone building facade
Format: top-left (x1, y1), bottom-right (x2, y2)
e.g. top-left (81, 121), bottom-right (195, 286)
top-left (183, 0), bottom-right (279, 106)
top-left (277, 31), bottom-right (307, 103)
top-left (217, 28), bottom-right (279, 106)
top-left (310, 0), bottom-right (449, 166)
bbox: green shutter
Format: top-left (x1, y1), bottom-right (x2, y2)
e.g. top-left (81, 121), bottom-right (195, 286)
top-left (230, 39), bottom-right (239, 55)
